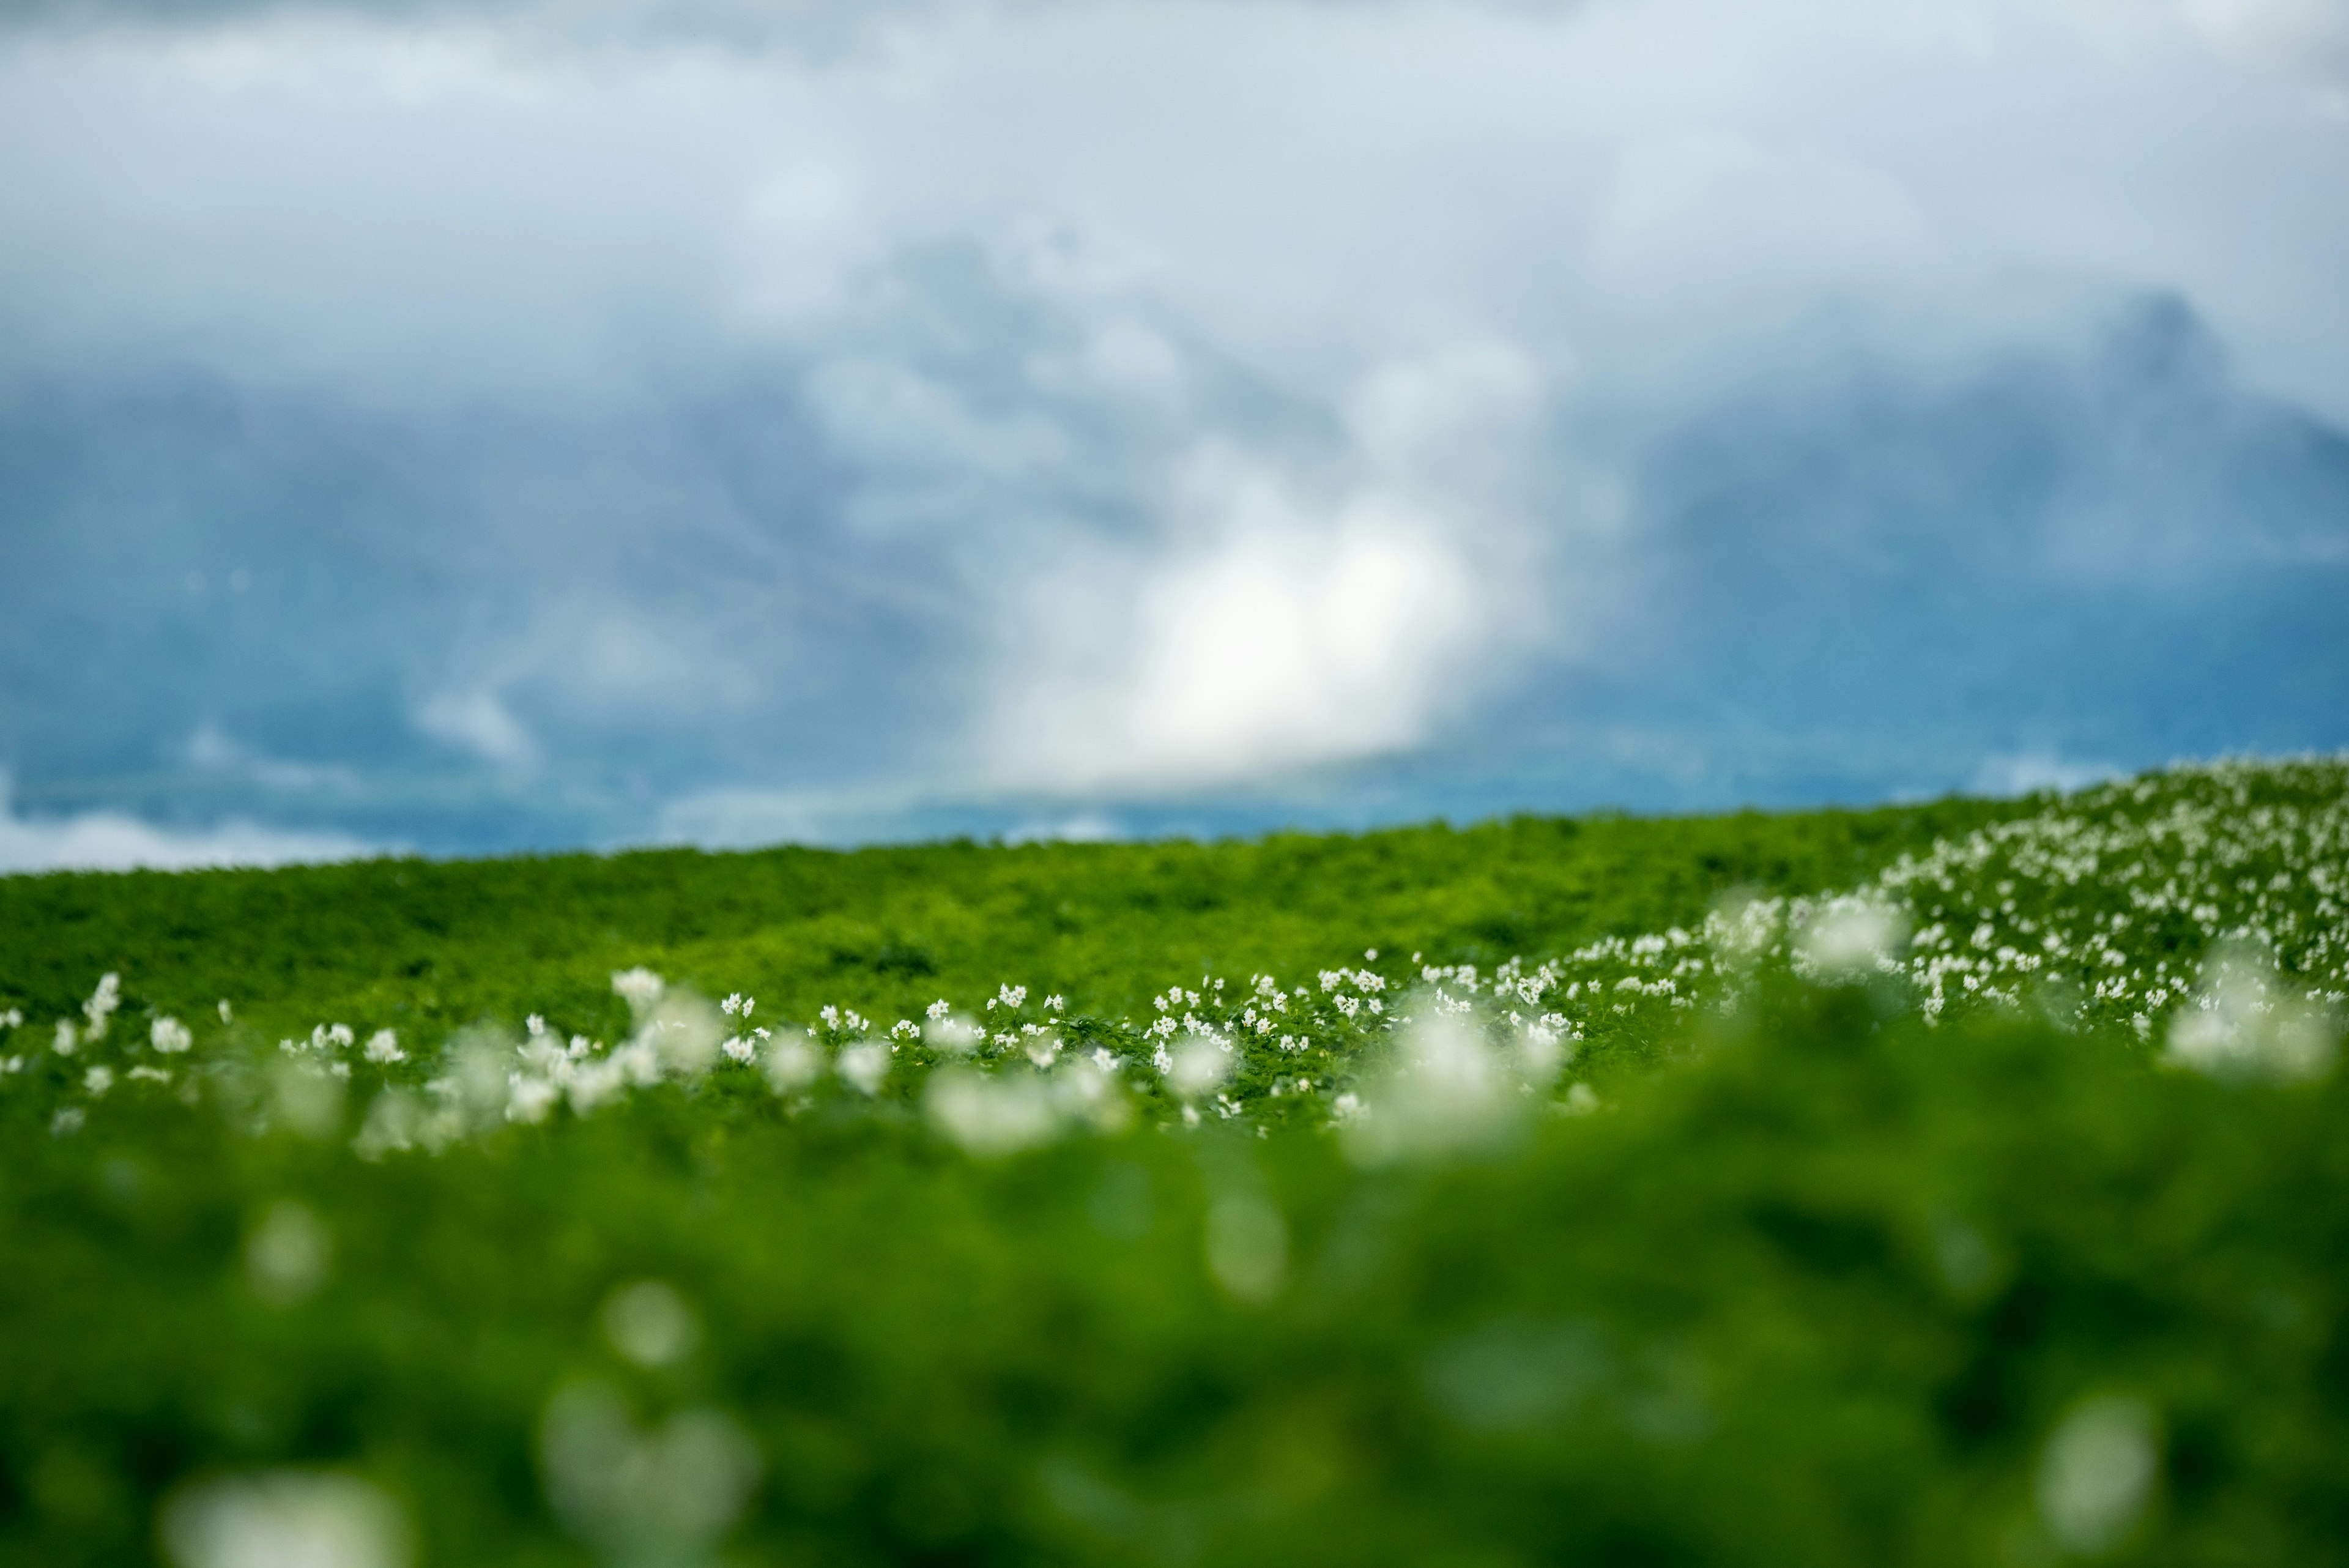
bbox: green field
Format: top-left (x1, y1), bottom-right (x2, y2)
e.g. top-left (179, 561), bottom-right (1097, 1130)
top-left (3, 758), bottom-right (2345, 1566)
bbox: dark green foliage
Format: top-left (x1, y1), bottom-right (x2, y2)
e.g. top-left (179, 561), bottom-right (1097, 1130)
top-left (0, 798), bottom-right (2014, 1060)
top-left (2, 783), bottom-right (2343, 1566)
top-left (5, 987), bottom-right (2345, 1565)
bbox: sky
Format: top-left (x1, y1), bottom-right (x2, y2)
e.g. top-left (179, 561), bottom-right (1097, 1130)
top-left (2, 0), bottom-right (2345, 869)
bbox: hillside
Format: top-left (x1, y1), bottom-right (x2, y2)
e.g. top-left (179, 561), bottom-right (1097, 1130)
top-left (2, 759), bottom-right (2345, 1567)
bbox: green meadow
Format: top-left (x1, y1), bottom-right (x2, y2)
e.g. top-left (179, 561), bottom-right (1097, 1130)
top-left (2, 757), bottom-right (2344, 1567)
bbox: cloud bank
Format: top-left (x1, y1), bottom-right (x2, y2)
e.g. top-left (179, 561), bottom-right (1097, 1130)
top-left (0, 0), bottom-right (2344, 853)
top-left (0, 778), bottom-right (375, 872)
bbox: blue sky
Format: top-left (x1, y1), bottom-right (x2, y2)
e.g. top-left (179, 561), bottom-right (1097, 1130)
top-left (2, 0), bottom-right (2345, 868)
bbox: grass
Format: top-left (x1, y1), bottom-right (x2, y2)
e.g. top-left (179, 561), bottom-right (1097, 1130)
top-left (0, 795), bottom-right (2015, 1053)
top-left (1, 760), bottom-right (2344, 1567)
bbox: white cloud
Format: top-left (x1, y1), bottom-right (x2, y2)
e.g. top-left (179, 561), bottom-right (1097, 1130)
top-left (2, 0), bottom-right (2345, 832)
top-left (1003, 811), bottom-right (1122, 844)
top-left (1083, 502), bottom-right (1480, 786)
top-left (415, 688), bottom-right (538, 766)
top-left (656, 787), bottom-right (836, 847)
top-left (1586, 132), bottom-right (1936, 324)
top-left (655, 782), bottom-right (936, 847)
top-left (988, 340), bottom-right (1557, 793)
top-left (805, 355), bottom-right (1074, 481)
top-left (184, 723), bottom-right (362, 792)
top-left (10, 0), bottom-right (2344, 415)
top-left (2177, 0), bottom-right (2349, 95)
top-left (1971, 752), bottom-right (2124, 797)
top-left (1346, 339), bottom-right (1545, 492)
top-left (0, 776), bottom-right (376, 872)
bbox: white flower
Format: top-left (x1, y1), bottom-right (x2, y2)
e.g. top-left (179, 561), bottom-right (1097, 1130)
top-left (762, 1036), bottom-right (823, 1094)
top-left (556, 1058), bottom-right (625, 1117)
top-left (2038, 1397), bottom-right (2158, 1555)
top-left (2166, 944), bottom-right (2337, 1082)
top-left (1165, 1036), bottom-right (1232, 1101)
top-left (610, 967), bottom-right (666, 1015)
top-left (83, 972), bottom-right (121, 1040)
top-left (84, 1065), bottom-right (114, 1096)
top-left (363, 1030), bottom-right (405, 1065)
top-left (1343, 1014), bottom-right (1529, 1165)
top-left (923, 1013), bottom-right (981, 1054)
top-left (603, 1280), bottom-right (700, 1368)
top-left (163, 1471), bottom-right (409, 1568)
top-left (150, 1016), bottom-right (194, 1054)
top-left (539, 1384), bottom-right (758, 1551)
top-left (1795, 898), bottom-right (1908, 982)
top-left (507, 1075), bottom-right (561, 1124)
top-left (926, 1069), bottom-right (1062, 1156)
top-left (836, 1041), bottom-right (889, 1096)
top-left (54, 1019), bottom-right (78, 1057)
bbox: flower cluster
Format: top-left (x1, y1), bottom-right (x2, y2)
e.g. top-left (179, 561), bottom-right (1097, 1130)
top-left (7, 757), bottom-right (2343, 1153)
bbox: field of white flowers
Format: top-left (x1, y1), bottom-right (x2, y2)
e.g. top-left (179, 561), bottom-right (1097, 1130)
top-left (12, 757), bottom-right (2341, 1164)
top-left (6, 756), bottom-right (2347, 1568)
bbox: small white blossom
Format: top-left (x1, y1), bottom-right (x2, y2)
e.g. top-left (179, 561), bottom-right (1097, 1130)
top-left (924, 1013), bottom-right (981, 1053)
top-left (83, 973), bottom-right (122, 1041)
top-left (610, 967), bottom-right (666, 1014)
top-left (763, 1035), bottom-right (823, 1093)
top-left (837, 1040), bottom-right (890, 1096)
top-left (1165, 1036), bottom-right (1231, 1101)
top-left (507, 1074), bottom-right (560, 1124)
